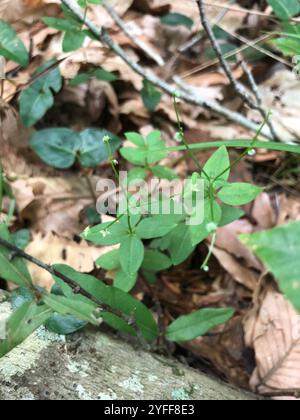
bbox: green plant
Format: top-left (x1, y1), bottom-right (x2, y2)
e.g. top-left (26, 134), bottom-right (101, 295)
top-left (241, 221), bottom-right (300, 312)
top-left (2, 0), bottom-right (300, 359)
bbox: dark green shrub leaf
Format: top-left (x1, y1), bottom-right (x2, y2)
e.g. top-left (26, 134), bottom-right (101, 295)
top-left (160, 13), bottom-right (194, 29)
top-left (166, 308), bottom-right (234, 342)
top-left (78, 128), bottom-right (121, 167)
top-left (30, 128), bottom-right (80, 169)
top-left (0, 20), bottom-right (29, 67)
top-left (19, 61), bottom-right (62, 127)
top-left (141, 80), bottom-right (162, 112)
top-left (11, 287), bottom-right (35, 310)
top-left (45, 314), bottom-right (87, 335)
top-left (240, 221), bottom-right (300, 311)
top-left (63, 30), bottom-right (86, 52)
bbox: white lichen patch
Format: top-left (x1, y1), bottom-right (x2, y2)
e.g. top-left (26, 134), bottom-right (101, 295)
top-left (148, 374), bottom-right (158, 382)
top-left (76, 384), bottom-right (93, 400)
top-left (97, 389), bottom-right (118, 400)
top-left (67, 359), bottom-right (90, 378)
top-left (0, 334), bottom-right (50, 379)
top-left (119, 374), bottom-right (145, 395)
top-left (171, 388), bottom-right (190, 400)
top-left (35, 326), bottom-right (66, 343)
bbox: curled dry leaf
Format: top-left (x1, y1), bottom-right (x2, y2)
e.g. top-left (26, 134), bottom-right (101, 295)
top-left (245, 291), bottom-right (300, 398)
top-left (11, 176), bottom-right (94, 237)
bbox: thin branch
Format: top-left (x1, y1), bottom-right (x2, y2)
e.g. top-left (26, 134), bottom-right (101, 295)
top-left (261, 389), bottom-right (300, 398)
top-left (178, 0), bottom-right (231, 53)
top-left (196, 0), bottom-right (280, 141)
top-left (201, 1), bottom-right (300, 23)
top-left (179, 33), bottom-right (277, 78)
top-left (103, 1), bottom-right (165, 66)
top-left (60, 0), bottom-right (273, 140)
top-left (241, 60), bottom-right (278, 141)
top-left (0, 236), bottom-right (103, 307)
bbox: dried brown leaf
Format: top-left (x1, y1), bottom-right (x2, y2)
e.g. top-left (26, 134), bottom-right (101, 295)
top-left (245, 292), bottom-right (300, 398)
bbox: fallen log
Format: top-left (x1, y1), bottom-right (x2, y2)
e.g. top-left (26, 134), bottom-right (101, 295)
top-left (0, 302), bottom-right (259, 400)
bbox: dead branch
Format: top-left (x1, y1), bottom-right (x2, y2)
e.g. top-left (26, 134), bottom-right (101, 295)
top-left (60, 0), bottom-right (273, 140)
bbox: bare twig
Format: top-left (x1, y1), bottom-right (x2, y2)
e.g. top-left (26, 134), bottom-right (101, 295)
top-left (201, 1), bottom-right (300, 23)
top-left (261, 389), bottom-right (300, 398)
top-left (217, 24), bottom-right (292, 69)
top-left (196, 0), bottom-right (280, 141)
top-left (60, 0), bottom-right (273, 140)
top-left (103, 1), bottom-right (165, 66)
top-left (178, 0), bottom-right (232, 53)
top-left (241, 60), bottom-right (278, 140)
top-left (179, 33), bottom-right (276, 78)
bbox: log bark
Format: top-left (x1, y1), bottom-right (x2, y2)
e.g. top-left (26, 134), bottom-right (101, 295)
top-left (0, 303), bottom-right (259, 400)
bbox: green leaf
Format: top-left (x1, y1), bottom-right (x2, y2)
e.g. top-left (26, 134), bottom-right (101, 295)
top-left (42, 17), bottom-right (79, 32)
top-left (127, 168), bottom-right (148, 186)
top-left (0, 20), bottom-right (29, 67)
top-left (142, 250), bottom-right (172, 272)
top-left (166, 308), bottom-right (234, 342)
top-left (101, 312), bottom-right (136, 336)
top-left (12, 229), bottom-right (30, 249)
top-left (82, 221), bottom-right (128, 246)
top-left (43, 294), bottom-right (101, 326)
top-left (219, 205), bottom-right (244, 227)
top-left (160, 13), bottom-right (194, 29)
top-left (45, 314), bottom-right (87, 335)
top-left (151, 165), bottom-right (178, 180)
top-left (203, 146), bottom-right (230, 183)
top-left (78, 129), bottom-right (121, 167)
top-left (119, 235), bottom-right (144, 276)
top-left (267, 0), bottom-right (300, 19)
top-left (136, 216), bottom-right (177, 239)
top-left (121, 130), bottom-right (167, 165)
top-left (125, 132), bottom-right (145, 147)
top-left (114, 270), bottom-right (137, 292)
top-left (96, 249), bottom-right (120, 271)
top-left (20, 87), bottom-right (54, 128)
top-left (11, 287), bottom-right (35, 310)
top-left (93, 68), bottom-right (118, 82)
top-left (218, 183), bottom-right (263, 206)
top-left (274, 37), bottom-right (300, 56)
top-left (63, 30), bottom-right (86, 52)
top-left (240, 221), bottom-right (300, 311)
top-left (29, 128), bottom-right (80, 169)
top-left (168, 223), bottom-right (195, 265)
top-left (52, 264), bottom-right (158, 341)
top-left (0, 302), bottom-right (53, 358)
top-left (141, 80), bottom-right (162, 112)
top-left (19, 61), bottom-right (62, 127)
top-left (120, 148), bottom-right (149, 166)
top-left (0, 224), bottom-right (33, 288)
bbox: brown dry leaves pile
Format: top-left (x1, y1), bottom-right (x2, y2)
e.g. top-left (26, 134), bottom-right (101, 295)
top-left (1, 0), bottom-right (300, 399)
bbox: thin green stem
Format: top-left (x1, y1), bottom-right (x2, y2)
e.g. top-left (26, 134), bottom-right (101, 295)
top-left (173, 95), bottom-right (210, 180)
top-left (201, 231), bottom-right (217, 271)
